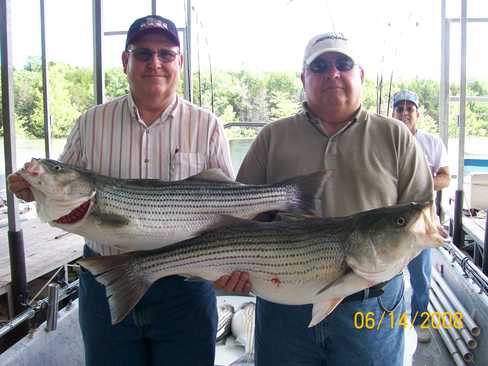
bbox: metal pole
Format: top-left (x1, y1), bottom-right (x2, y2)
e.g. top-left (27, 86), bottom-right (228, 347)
top-left (151, 0), bottom-right (156, 15)
top-left (439, 0), bottom-right (449, 147)
top-left (453, 0), bottom-right (468, 247)
top-left (0, 279), bottom-right (79, 338)
top-left (453, 190), bottom-right (464, 246)
top-left (46, 283), bottom-right (59, 331)
top-left (92, 0), bottom-right (104, 104)
top-left (431, 281), bottom-right (478, 350)
top-left (40, 0), bottom-right (51, 158)
top-left (427, 304), bottom-right (466, 366)
top-left (432, 269), bottom-right (480, 336)
top-left (1, 0), bottom-right (28, 320)
top-left (184, 0), bottom-right (192, 102)
top-left (483, 211), bottom-right (488, 275)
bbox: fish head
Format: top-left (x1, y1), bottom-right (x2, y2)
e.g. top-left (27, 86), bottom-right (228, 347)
top-left (17, 158), bottom-right (95, 221)
top-left (345, 201), bottom-right (444, 282)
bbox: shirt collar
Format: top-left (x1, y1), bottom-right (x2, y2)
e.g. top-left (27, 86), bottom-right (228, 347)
top-left (302, 102), bottom-right (363, 136)
top-left (127, 92), bottom-right (178, 127)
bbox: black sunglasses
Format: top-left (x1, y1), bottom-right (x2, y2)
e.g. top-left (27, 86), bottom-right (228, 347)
top-left (308, 57), bottom-right (355, 74)
top-left (127, 48), bottom-right (179, 63)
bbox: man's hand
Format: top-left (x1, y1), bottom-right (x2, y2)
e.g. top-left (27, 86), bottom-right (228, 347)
top-left (214, 271), bottom-right (251, 294)
top-left (7, 174), bottom-right (34, 202)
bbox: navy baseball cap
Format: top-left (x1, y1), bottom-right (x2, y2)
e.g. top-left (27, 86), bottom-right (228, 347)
top-left (393, 90), bottom-right (420, 108)
top-left (125, 15), bottom-right (180, 49)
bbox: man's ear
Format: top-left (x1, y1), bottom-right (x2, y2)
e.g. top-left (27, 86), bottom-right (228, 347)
top-left (300, 70), bottom-right (305, 88)
top-left (122, 51), bottom-right (129, 74)
top-left (359, 65), bottom-right (365, 84)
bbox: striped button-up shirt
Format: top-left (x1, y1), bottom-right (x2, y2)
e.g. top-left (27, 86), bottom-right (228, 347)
top-left (59, 93), bottom-right (235, 255)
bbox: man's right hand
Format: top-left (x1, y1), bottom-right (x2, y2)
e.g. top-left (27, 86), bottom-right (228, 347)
top-left (7, 174), bottom-right (34, 202)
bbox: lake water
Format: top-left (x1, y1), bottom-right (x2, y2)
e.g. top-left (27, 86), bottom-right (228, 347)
top-left (0, 137), bottom-right (254, 190)
top-left (0, 136), bottom-right (486, 190)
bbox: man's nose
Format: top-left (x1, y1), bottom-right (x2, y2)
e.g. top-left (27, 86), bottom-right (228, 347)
top-left (147, 53), bottom-right (163, 68)
top-left (325, 64), bottom-right (340, 78)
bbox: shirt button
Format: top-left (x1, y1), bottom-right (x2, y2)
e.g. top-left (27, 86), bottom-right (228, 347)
top-left (144, 159), bottom-right (149, 163)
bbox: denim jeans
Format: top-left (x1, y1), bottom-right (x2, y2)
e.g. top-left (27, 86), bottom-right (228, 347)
top-left (408, 248), bottom-right (432, 325)
top-left (255, 275), bottom-right (405, 366)
top-left (78, 245), bottom-right (217, 366)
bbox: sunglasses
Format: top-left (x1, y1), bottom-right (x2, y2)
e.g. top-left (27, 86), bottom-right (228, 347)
top-left (308, 57), bottom-right (355, 74)
top-left (127, 48), bottom-right (179, 63)
top-left (394, 106), bottom-right (417, 113)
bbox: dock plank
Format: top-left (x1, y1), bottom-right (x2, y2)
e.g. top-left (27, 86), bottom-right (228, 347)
top-left (0, 217), bottom-right (84, 296)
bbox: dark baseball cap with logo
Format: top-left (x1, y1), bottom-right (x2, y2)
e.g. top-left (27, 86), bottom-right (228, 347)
top-left (125, 15), bottom-right (180, 50)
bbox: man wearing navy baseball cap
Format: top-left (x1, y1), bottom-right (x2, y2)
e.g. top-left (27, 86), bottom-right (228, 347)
top-left (393, 90), bottom-right (450, 344)
top-left (8, 14), bottom-right (235, 366)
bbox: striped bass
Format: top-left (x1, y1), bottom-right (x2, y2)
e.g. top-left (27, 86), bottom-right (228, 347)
top-left (79, 201), bottom-right (445, 326)
top-left (16, 158), bottom-right (330, 251)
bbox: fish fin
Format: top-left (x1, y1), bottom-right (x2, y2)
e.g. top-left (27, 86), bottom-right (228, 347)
top-left (278, 170), bottom-right (332, 215)
top-left (197, 215), bottom-right (260, 234)
top-left (78, 254), bottom-right (154, 324)
top-left (309, 298), bottom-right (344, 327)
top-left (93, 212), bottom-right (130, 227)
top-left (314, 271), bottom-right (372, 298)
top-left (308, 271), bottom-right (374, 326)
top-left (187, 168), bottom-right (237, 183)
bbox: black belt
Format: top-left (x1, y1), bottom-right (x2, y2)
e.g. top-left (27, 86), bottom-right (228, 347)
top-left (342, 273), bottom-right (403, 303)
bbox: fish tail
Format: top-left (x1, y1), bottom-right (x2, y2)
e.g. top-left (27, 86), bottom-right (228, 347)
top-left (282, 170), bottom-right (332, 215)
top-left (78, 253), bottom-right (154, 324)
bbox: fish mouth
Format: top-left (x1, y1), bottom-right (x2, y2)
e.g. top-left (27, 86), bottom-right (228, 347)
top-left (54, 200), bottom-right (91, 224)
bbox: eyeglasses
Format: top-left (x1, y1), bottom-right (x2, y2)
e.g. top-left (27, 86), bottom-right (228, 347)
top-left (127, 48), bottom-right (179, 63)
top-left (308, 57), bottom-right (355, 74)
top-left (394, 106), bottom-right (417, 114)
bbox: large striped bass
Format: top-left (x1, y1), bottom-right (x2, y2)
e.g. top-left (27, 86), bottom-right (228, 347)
top-left (16, 158), bottom-right (330, 251)
top-left (79, 201), bottom-right (445, 326)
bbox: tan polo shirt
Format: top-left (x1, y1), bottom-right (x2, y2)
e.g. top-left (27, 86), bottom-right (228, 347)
top-left (237, 106), bottom-right (433, 217)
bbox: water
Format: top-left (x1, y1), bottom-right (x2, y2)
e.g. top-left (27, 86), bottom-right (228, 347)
top-left (0, 138), bottom-right (68, 190)
top-left (0, 137), bottom-right (253, 190)
top-left (1, 136), bottom-right (486, 189)
top-left (229, 138), bottom-right (254, 174)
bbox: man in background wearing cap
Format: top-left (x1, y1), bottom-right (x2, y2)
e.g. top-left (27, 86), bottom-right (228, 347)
top-left (229, 32), bottom-right (433, 365)
top-left (8, 15), bottom-right (234, 365)
top-left (393, 90), bottom-right (450, 343)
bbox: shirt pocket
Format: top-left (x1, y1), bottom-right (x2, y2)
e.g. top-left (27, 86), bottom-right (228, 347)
top-left (171, 152), bottom-right (207, 180)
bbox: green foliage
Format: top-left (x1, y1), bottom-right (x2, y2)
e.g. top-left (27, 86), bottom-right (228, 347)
top-left (105, 68), bottom-right (128, 100)
top-left (3, 58), bottom-right (488, 140)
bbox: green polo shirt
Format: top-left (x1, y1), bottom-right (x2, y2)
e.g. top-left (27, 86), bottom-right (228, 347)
top-left (236, 106), bottom-right (433, 217)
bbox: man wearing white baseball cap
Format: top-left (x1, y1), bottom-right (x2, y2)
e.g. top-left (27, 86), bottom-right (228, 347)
top-left (234, 32), bottom-right (434, 365)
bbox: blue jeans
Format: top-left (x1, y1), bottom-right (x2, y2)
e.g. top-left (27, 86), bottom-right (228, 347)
top-left (79, 245), bottom-right (217, 366)
top-left (255, 276), bottom-right (405, 366)
top-left (408, 249), bottom-right (432, 325)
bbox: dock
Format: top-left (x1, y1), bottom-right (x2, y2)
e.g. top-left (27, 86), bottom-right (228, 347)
top-left (0, 217), bottom-right (84, 304)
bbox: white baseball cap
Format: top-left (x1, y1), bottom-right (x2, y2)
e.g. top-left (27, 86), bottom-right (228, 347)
top-left (303, 32), bottom-right (357, 66)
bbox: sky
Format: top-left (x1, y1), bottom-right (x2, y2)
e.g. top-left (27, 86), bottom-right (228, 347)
top-left (7, 0), bottom-right (488, 82)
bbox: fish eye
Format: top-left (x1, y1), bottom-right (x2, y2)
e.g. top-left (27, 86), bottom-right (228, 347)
top-left (54, 165), bottom-right (62, 171)
top-left (395, 217), bottom-right (406, 226)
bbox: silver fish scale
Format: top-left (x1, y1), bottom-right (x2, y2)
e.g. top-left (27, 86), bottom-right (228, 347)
top-left (94, 182), bottom-right (299, 230)
top-left (133, 221), bottom-right (348, 283)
